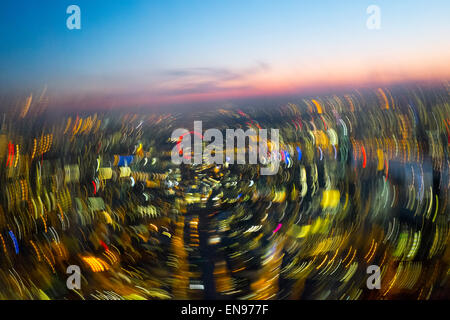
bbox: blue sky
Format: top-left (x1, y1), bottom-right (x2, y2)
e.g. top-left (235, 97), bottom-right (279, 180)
top-left (0, 0), bottom-right (449, 108)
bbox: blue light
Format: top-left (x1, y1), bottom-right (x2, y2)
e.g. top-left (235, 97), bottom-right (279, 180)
top-left (296, 146), bottom-right (302, 161)
top-left (8, 231), bottom-right (19, 254)
top-left (284, 150), bottom-right (289, 164)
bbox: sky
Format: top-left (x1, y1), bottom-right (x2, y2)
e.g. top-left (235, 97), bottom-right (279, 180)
top-left (0, 0), bottom-right (449, 110)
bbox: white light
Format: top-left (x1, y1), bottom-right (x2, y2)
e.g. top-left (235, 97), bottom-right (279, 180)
top-left (189, 284), bottom-right (204, 290)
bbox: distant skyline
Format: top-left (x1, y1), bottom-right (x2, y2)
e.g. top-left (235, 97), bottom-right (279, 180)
top-left (1, 0), bottom-right (449, 110)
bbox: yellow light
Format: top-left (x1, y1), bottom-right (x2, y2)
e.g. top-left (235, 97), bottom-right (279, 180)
top-left (321, 190), bottom-right (340, 208)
